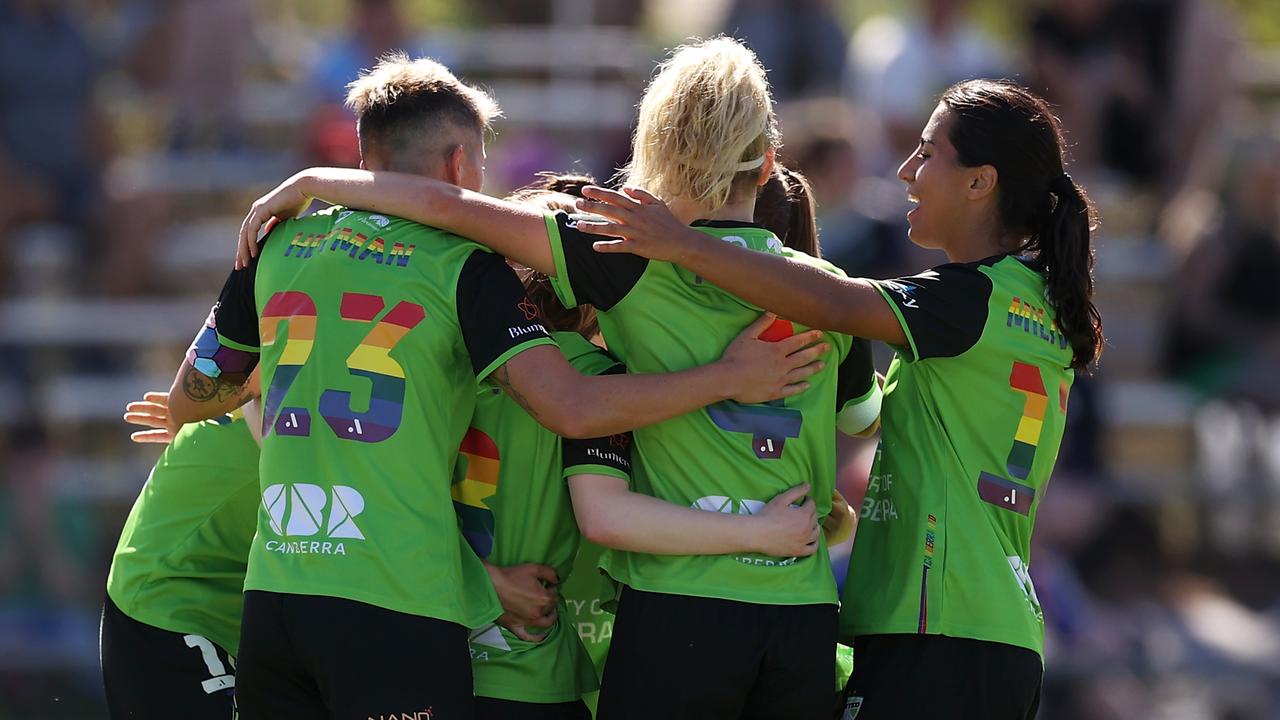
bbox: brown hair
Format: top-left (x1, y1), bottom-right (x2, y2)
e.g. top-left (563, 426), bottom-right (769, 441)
top-left (941, 79), bottom-right (1103, 371)
top-left (346, 52), bottom-right (500, 171)
top-left (504, 172), bottom-right (601, 338)
top-left (754, 163), bottom-right (821, 257)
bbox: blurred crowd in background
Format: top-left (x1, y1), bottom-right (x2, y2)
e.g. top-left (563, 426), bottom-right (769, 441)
top-left (0, 0), bottom-right (1278, 717)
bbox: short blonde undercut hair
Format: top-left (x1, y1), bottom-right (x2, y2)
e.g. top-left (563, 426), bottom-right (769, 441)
top-left (623, 37), bottom-right (780, 213)
top-left (345, 52), bottom-right (500, 170)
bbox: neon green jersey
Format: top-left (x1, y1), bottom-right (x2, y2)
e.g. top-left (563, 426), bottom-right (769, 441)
top-left (193, 206), bottom-right (555, 627)
top-left (457, 332), bottom-right (630, 703)
top-left (545, 212), bottom-right (881, 606)
top-left (107, 412), bottom-right (258, 655)
top-left (841, 255), bottom-right (1073, 657)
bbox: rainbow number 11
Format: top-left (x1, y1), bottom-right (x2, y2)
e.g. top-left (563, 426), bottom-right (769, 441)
top-left (976, 361), bottom-right (1065, 516)
top-left (260, 290), bottom-right (425, 444)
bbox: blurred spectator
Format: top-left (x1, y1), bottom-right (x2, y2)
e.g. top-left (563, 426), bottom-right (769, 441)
top-left (777, 99), bottom-right (919, 278)
top-left (722, 0), bottom-right (848, 101)
top-left (308, 0), bottom-right (411, 104)
top-left (843, 0), bottom-right (1007, 170)
top-left (0, 0), bottom-right (108, 294)
top-left (1164, 134), bottom-right (1280, 410)
top-left (168, 0), bottom-right (251, 153)
top-left (304, 0), bottom-right (416, 168)
top-left (1028, 0), bottom-right (1239, 197)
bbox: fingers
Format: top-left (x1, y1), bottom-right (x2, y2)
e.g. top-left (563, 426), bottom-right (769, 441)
top-left (773, 380), bottom-right (813, 398)
top-left (508, 622), bottom-right (552, 643)
top-left (739, 313), bottom-right (779, 341)
top-left (773, 329), bottom-right (825, 354)
top-left (533, 608), bottom-right (558, 628)
top-left (800, 497), bottom-right (818, 524)
top-left (531, 564), bottom-right (560, 586)
top-left (124, 413), bottom-right (167, 430)
top-left (782, 359), bottom-right (826, 385)
top-left (236, 206), bottom-right (274, 270)
top-left (573, 217), bottom-right (627, 237)
top-left (621, 185), bottom-right (662, 204)
top-left (236, 207), bottom-right (260, 270)
top-left (130, 429), bottom-right (173, 444)
top-left (784, 342), bottom-right (830, 367)
top-left (124, 400), bottom-right (167, 416)
top-left (580, 185), bottom-right (641, 211)
top-left (592, 239), bottom-right (634, 253)
top-left (771, 483), bottom-right (811, 507)
top-left (141, 391), bottom-right (169, 404)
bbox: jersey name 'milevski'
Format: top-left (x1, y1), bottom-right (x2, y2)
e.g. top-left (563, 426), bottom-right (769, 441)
top-left (1006, 296), bottom-right (1068, 351)
top-left (282, 227), bottom-right (416, 268)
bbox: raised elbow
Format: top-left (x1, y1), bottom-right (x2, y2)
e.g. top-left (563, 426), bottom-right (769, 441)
top-left (548, 399), bottom-right (598, 439)
top-left (578, 512), bottom-right (622, 548)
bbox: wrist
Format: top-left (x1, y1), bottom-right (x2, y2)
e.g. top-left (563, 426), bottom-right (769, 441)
top-left (704, 360), bottom-right (740, 402)
top-left (674, 228), bottom-right (708, 267)
top-left (738, 515), bottom-right (766, 555)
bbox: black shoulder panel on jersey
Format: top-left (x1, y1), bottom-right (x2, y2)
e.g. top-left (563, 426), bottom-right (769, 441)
top-left (555, 211), bottom-right (649, 311)
top-left (456, 250), bottom-right (552, 376)
top-left (874, 261), bottom-right (994, 360)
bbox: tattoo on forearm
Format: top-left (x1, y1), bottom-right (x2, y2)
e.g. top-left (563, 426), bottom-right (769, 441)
top-left (182, 366), bottom-right (249, 405)
top-left (182, 367), bottom-right (218, 401)
top-left (492, 365), bottom-right (543, 422)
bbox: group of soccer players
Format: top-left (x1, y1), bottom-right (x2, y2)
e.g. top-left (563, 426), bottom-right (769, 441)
top-left (103, 34), bottom-right (1102, 720)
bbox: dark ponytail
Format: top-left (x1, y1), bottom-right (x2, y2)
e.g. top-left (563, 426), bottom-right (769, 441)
top-left (941, 79), bottom-right (1103, 371)
top-left (754, 163), bottom-right (822, 257)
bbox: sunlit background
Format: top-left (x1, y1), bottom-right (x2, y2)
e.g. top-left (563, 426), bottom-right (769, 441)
top-left (1, 0), bottom-right (1278, 717)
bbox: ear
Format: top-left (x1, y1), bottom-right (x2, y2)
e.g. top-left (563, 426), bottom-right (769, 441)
top-left (444, 144), bottom-right (466, 186)
top-left (756, 147), bottom-right (776, 186)
top-left (967, 164), bottom-right (998, 200)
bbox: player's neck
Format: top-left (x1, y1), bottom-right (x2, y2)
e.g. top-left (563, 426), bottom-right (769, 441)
top-left (669, 196), bottom-right (756, 226)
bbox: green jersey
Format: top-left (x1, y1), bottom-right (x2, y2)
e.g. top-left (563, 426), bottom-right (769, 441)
top-left (107, 412), bottom-right (259, 655)
top-left (841, 255), bottom-right (1073, 657)
top-left (561, 538), bottom-right (615, 714)
top-left (194, 206), bottom-right (555, 627)
top-left (545, 212), bottom-right (881, 606)
top-left (456, 331), bottom-right (630, 703)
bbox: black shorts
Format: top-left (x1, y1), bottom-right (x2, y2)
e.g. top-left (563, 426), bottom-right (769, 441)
top-left (235, 590), bottom-right (474, 720)
top-left (841, 634), bottom-right (1042, 720)
top-left (596, 588), bottom-right (837, 720)
top-left (100, 594), bottom-right (237, 719)
top-left (475, 697), bottom-right (592, 720)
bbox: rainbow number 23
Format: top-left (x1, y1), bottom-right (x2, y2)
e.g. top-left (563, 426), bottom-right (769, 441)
top-left (260, 291), bottom-right (425, 443)
top-left (975, 361), bottom-right (1067, 515)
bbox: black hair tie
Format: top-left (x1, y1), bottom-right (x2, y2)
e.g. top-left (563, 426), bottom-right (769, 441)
top-left (1050, 172), bottom-right (1074, 196)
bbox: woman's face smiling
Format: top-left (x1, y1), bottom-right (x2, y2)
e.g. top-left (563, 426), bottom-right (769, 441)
top-left (896, 104), bottom-right (972, 252)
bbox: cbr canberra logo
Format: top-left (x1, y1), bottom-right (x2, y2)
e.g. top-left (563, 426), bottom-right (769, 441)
top-left (262, 484), bottom-right (366, 556)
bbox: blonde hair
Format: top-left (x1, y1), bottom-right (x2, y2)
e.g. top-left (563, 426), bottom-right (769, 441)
top-left (623, 37), bottom-right (780, 212)
top-left (345, 52), bottom-right (500, 167)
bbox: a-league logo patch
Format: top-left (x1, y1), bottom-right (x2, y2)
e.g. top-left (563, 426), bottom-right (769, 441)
top-left (841, 695), bottom-right (864, 720)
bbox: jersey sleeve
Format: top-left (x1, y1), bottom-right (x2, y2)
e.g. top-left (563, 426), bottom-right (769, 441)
top-left (868, 263), bottom-right (993, 361)
top-left (456, 249), bottom-right (557, 383)
top-left (544, 211), bottom-right (648, 311)
top-left (560, 364), bottom-right (632, 481)
top-left (185, 260), bottom-right (261, 382)
top-left (834, 336), bottom-right (882, 436)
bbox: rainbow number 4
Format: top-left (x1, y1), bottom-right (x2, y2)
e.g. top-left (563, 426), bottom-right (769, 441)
top-left (707, 399), bottom-right (803, 460)
top-left (976, 361), bottom-right (1062, 515)
top-left (261, 291), bottom-right (425, 443)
